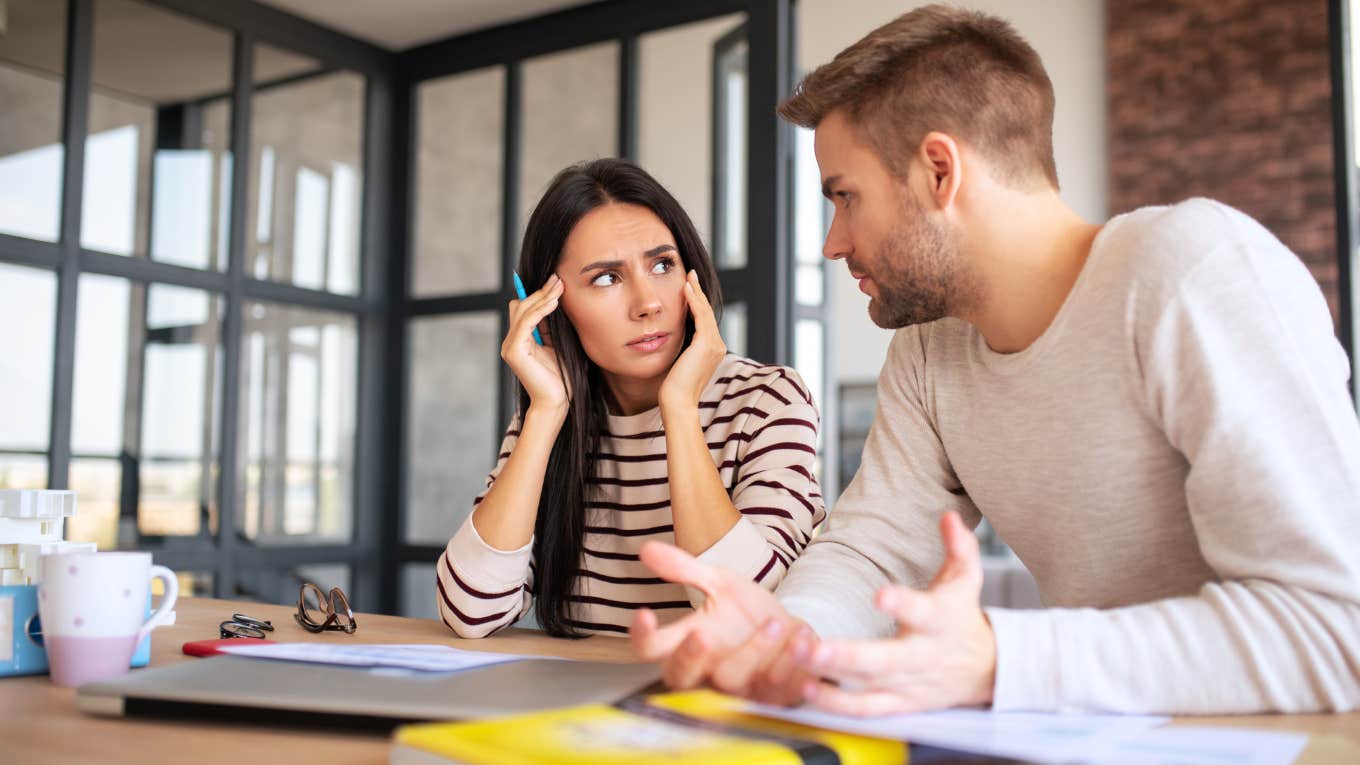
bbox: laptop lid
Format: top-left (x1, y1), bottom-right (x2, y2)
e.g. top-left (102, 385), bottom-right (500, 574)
top-left (76, 655), bottom-right (663, 730)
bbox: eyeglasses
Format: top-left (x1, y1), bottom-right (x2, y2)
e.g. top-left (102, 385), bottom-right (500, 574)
top-left (294, 581), bottom-right (357, 634)
top-left (220, 612), bottom-right (275, 639)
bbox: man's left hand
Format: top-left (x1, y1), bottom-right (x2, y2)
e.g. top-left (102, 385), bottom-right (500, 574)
top-left (802, 511), bottom-right (998, 715)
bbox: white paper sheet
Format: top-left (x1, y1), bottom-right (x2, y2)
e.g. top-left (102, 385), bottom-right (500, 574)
top-left (743, 703), bottom-right (1169, 764)
top-left (219, 642), bottom-right (549, 673)
top-left (1086, 726), bottom-right (1308, 765)
top-left (745, 704), bottom-right (1308, 765)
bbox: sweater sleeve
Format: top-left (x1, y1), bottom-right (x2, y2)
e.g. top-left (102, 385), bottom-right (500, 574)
top-left (987, 209), bottom-right (1360, 713)
top-left (698, 381), bottom-right (828, 591)
top-left (777, 329), bottom-right (982, 638)
top-left (436, 419), bottom-right (535, 638)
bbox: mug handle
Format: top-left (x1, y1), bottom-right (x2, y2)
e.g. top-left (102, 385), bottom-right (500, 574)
top-left (137, 564), bottom-right (179, 643)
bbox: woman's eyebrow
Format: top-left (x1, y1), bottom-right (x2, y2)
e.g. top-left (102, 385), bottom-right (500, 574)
top-left (579, 259), bottom-right (624, 273)
top-left (578, 245), bottom-right (676, 273)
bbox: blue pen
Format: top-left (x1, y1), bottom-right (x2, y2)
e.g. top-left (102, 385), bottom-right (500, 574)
top-left (511, 272), bottom-right (545, 346)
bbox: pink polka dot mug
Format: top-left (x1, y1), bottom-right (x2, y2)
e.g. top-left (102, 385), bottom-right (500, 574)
top-left (37, 552), bottom-right (179, 687)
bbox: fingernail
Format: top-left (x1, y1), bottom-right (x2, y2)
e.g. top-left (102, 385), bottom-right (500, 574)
top-left (762, 620), bottom-right (784, 640)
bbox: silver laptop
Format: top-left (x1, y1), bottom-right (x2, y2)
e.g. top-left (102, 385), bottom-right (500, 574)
top-left (77, 655), bottom-right (662, 730)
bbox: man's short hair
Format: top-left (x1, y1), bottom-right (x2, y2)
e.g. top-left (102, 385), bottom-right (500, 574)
top-left (779, 4), bottom-right (1059, 191)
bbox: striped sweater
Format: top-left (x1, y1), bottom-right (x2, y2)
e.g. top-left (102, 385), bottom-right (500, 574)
top-left (437, 354), bottom-right (827, 637)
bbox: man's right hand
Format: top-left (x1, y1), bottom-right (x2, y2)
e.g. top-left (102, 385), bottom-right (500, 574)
top-left (630, 541), bottom-right (820, 705)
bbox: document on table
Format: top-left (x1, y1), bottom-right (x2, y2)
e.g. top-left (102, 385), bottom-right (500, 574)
top-left (219, 643), bottom-right (550, 673)
top-left (1090, 726), bottom-right (1308, 765)
top-left (744, 703), bottom-right (1167, 763)
top-left (743, 704), bottom-right (1308, 765)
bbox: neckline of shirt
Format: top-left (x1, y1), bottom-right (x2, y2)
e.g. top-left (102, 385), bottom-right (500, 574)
top-left (968, 210), bottom-right (1131, 376)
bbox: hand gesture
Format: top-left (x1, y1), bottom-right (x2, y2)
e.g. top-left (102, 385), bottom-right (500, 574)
top-left (630, 541), bottom-right (809, 699)
top-left (659, 270), bottom-right (726, 410)
top-left (501, 274), bottom-right (569, 412)
top-left (802, 511), bottom-right (997, 715)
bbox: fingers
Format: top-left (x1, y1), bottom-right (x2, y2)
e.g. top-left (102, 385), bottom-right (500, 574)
top-left (933, 511), bottom-right (982, 593)
top-left (808, 638), bottom-right (925, 686)
top-left (877, 585), bottom-right (934, 632)
top-left (709, 619), bottom-right (786, 697)
top-left (682, 271), bottom-right (722, 337)
top-left (638, 541), bottom-right (721, 597)
top-left (750, 622), bottom-right (817, 706)
top-left (507, 275), bottom-right (563, 347)
top-left (630, 608), bottom-right (695, 662)
top-left (662, 630), bottom-right (719, 690)
top-left (803, 680), bottom-right (923, 717)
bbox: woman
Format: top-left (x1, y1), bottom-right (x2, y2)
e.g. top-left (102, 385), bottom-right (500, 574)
top-left (437, 159), bottom-right (825, 638)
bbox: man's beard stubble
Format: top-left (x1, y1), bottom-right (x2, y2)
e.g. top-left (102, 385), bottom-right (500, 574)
top-left (863, 196), bottom-right (977, 330)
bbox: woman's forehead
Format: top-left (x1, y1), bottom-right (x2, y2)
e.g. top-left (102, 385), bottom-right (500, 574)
top-left (560, 203), bottom-right (676, 265)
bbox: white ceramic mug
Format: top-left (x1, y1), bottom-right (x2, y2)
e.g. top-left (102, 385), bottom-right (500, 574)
top-left (38, 552), bottom-right (178, 687)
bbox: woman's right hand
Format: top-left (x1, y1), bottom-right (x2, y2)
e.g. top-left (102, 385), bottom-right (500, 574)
top-left (501, 273), bottom-right (569, 413)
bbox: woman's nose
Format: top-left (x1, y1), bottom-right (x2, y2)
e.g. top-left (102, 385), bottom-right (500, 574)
top-left (630, 282), bottom-right (663, 319)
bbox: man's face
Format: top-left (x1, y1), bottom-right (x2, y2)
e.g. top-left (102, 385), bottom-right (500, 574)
top-left (813, 110), bottom-right (970, 329)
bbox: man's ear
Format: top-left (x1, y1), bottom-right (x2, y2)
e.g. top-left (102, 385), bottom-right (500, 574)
top-left (918, 131), bottom-right (962, 210)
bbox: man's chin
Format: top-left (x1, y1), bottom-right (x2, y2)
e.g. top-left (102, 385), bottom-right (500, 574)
top-left (867, 300), bottom-right (903, 329)
top-left (868, 298), bottom-right (938, 330)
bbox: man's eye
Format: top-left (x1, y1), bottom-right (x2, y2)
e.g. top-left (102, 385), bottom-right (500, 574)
top-left (591, 273), bottom-right (618, 287)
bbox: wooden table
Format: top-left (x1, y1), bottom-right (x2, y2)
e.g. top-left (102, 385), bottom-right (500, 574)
top-left (3, 596), bottom-right (1358, 764)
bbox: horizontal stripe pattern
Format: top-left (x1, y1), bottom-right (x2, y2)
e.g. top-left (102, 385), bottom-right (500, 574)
top-left (437, 354), bottom-right (827, 637)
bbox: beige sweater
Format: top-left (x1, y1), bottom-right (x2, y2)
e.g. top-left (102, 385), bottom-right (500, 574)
top-left (779, 199), bottom-right (1360, 714)
top-left (439, 355), bottom-right (827, 637)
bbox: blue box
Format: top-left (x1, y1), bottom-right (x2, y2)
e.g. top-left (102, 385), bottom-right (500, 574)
top-left (0, 584), bottom-right (151, 677)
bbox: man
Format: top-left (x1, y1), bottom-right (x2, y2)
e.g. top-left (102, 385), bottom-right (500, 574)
top-left (629, 4), bottom-right (1360, 715)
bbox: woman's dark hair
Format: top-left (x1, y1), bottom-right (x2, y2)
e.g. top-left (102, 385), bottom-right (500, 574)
top-left (516, 158), bottom-right (723, 638)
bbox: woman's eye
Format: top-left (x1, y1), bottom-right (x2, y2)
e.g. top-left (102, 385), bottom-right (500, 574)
top-left (651, 257), bottom-right (675, 275)
top-left (591, 272), bottom-right (618, 287)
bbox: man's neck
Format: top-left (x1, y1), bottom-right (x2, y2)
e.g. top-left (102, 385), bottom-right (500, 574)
top-left (960, 191), bottom-right (1103, 354)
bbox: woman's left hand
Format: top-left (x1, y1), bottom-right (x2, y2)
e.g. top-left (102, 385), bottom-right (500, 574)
top-left (660, 270), bottom-right (727, 410)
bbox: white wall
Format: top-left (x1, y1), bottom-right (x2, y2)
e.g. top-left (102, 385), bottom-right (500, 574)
top-left (797, 0), bottom-right (1108, 384)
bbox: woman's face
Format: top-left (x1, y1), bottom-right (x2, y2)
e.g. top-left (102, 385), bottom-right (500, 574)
top-left (556, 202), bottom-right (688, 384)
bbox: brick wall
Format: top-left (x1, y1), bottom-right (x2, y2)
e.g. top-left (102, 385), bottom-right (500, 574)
top-left (1107, 0), bottom-right (1339, 325)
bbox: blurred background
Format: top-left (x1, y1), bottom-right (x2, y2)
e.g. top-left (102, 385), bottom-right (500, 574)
top-left (0, 0), bottom-right (1351, 617)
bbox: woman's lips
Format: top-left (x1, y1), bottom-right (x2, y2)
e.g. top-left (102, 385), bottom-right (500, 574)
top-left (628, 332), bottom-right (671, 353)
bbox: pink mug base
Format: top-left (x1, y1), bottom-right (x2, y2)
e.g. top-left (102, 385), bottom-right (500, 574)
top-left (46, 634), bottom-right (139, 687)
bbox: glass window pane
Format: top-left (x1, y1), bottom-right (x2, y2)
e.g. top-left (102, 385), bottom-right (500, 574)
top-left (0, 0), bottom-right (67, 243)
top-left (66, 457), bottom-right (119, 550)
top-left (715, 36), bottom-right (748, 268)
top-left (413, 67), bottom-right (505, 297)
top-left (248, 46), bottom-right (364, 296)
top-left (70, 276), bottom-right (222, 546)
top-left (793, 127), bottom-right (824, 265)
top-left (796, 264), bottom-right (824, 306)
top-left (0, 263), bottom-right (56, 451)
top-left (83, 0), bottom-right (233, 269)
top-left (720, 300), bottom-right (747, 357)
top-left (794, 319), bottom-right (824, 451)
top-left (519, 42), bottom-right (618, 243)
top-left (638, 14), bottom-right (746, 256)
top-left (0, 455), bottom-right (48, 491)
top-left (405, 313), bottom-right (499, 545)
top-left (239, 302), bottom-right (356, 544)
top-left (402, 562), bottom-right (437, 619)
